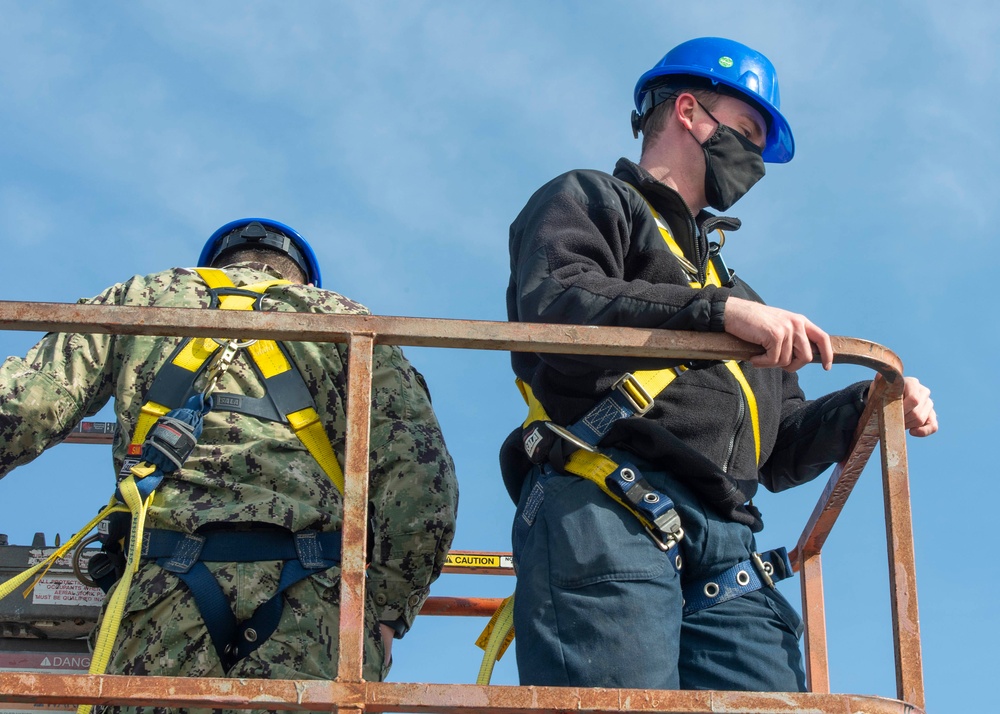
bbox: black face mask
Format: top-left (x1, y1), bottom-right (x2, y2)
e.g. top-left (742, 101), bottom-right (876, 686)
top-left (693, 104), bottom-right (766, 211)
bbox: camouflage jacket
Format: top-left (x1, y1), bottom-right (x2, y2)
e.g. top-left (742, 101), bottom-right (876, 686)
top-left (0, 263), bottom-right (458, 636)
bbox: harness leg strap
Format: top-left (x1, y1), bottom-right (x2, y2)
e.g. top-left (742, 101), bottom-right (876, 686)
top-left (152, 529), bottom-right (342, 671)
top-left (231, 558), bottom-right (331, 665)
top-left (159, 558), bottom-right (239, 665)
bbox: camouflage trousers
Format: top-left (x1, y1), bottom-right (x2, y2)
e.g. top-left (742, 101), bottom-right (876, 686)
top-left (94, 560), bottom-right (389, 714)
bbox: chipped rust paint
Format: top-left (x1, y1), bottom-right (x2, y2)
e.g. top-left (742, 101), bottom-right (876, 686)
top-left (798, 552), bottom-right (830, 694)
top-left (879, 389), bottom-right (925, 709)
top-left (0, 301), bottom-right (903, 379)
top-left (792, 377), bottom-right (891, 565)
top-left (338, 333), bottom-right (375, 684)
top-left (0, 674), bottom-right (927, 713)
top-left (419, 597), bottom-right (506, 617)
top-left (0, 301), bottom-right (925, 713)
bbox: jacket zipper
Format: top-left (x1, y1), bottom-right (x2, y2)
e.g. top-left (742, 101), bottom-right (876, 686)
top-left (723, 378), bottom-right (746, 474)
top-left (690, 217), bottom-right (708, 285)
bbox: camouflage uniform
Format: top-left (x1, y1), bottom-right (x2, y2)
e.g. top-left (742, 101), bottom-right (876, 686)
top-left (0, 263), bottom-right (459, 701)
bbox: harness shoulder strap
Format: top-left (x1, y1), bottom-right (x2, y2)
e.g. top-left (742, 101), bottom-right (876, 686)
top-left (627, 190), bottom-right (761, 464)
top-left (192, 268), bottom-right (345, 493)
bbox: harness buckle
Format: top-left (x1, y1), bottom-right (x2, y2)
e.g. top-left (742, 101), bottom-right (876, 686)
top-left (751, 551), bottom-right (776, 589)
top-left (201, 340), bottom-right (243, 399)
top-left (646, 508), bottom-right (684, 552)
top-left (646, 523), bottom-right (684, 552)
top-left (612, 373), bottom-right (655, 415)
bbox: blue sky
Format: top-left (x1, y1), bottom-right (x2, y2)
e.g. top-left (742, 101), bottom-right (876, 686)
top-left (0, 1), bottom-right (995, 710)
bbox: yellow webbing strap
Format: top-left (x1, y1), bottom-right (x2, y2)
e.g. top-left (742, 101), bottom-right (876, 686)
top-left (514, 380), bottom-right (665, 535)
top-left (516, 378), bottom-right (549, 428)
top-left (287, 408), bottom-right (345, 494)
top-left (78, 469), bottom-right (156, 714)
top-left (0, 501), bottom-right (128, 604)
top-left (170, 337), bottom-right (222, 372)
top-left (130, 401), bottom-right (172, 455)
top-left (193, 268), bottom-right (345, 493)
top-left (517, 368), bottom-right (684, 430)
top-left (475, 594), bottom-right (515, 685)
top-left (641, 197), bottom-right (761, 465)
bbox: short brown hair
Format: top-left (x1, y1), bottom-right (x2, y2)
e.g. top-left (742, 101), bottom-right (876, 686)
top-left (640, 87), bottom-right (721, 156)
top-left (213, 247), bottom-right (308, 284)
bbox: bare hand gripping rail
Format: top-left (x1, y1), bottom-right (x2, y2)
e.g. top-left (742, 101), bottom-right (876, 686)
top-left (0, 300), bottom-right (924, 713)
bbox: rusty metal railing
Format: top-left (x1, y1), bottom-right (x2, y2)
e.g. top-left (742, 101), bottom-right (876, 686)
top-left (0, 300), bottom-right (924, 713)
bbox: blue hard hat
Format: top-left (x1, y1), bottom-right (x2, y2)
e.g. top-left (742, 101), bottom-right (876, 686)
top-left (633, 37), bottom-right (794, 163)
top-left (199, 218), bottom-right (323, 288)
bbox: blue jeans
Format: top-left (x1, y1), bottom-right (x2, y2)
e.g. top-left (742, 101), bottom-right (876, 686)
top-left (511, 450), bottom-right (806, 691)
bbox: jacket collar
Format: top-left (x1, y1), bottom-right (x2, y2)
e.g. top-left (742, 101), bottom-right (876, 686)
top-left (612, 157), bottom-right (713, 270)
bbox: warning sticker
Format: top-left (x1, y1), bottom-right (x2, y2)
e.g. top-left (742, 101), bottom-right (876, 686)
top-left (31, 576), bottom-right (104, 607)
top-left (0, 651), bottom-right (91, 713)
top-left (0, 703), bottom-right (79, 713)
top-left (0, 652), bottom-right (91, 672)
top-left (444, 553), bottom-right (514, 570)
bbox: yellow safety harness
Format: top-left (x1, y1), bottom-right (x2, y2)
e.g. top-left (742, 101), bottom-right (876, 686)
top-left (640, 200), bottom-right (761, 463)
top-left (1, 268), bottom-right (345, 713)
top-left (477, 193), bottom-right (763, 684)
top-left (128, 268), bottom-right (344, 493)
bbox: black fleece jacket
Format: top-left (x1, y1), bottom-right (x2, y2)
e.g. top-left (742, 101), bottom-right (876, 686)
top-left (501, 158), bottom-right (867, 531)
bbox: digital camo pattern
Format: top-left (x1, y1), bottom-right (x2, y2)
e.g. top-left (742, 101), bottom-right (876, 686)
top-left (0, 263), bottom-right (458, 688)
top-left (94, 561), bottom-right (388, 714)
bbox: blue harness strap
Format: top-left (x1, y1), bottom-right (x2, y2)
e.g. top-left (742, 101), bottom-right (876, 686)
top-left (145, 528), bottom-right (342, 670)
top-left (681, 547), bottom-right (792, 615)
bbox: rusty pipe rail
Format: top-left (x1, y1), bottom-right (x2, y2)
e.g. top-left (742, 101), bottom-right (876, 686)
top-left (0, 673), bottom-right (924, 713)
top-left (0, 299), bottom-right (923, 712)
top-left (0, 300), bottom-right (902, 378)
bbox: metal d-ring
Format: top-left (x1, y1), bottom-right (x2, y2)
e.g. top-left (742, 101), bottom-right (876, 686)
top-left (72, 532), bottom-right (104, 588)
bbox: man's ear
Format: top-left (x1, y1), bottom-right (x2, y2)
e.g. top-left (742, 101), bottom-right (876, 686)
top-left (674, 92), bottom-right (698, 131)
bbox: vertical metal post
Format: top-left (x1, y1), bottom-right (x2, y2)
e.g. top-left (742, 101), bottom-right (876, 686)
top-left (337, 333), bottom-right (374, 685)
top-left (878, 391), bottom-right (925, 710)
top-left (799, 552), bottom-right (830, 693)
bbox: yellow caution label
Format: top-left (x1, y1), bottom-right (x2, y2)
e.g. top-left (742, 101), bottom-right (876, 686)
top-left (475, 596), bottom-right (515, 661)
top-left (444, 553), bottom-right (514, 569)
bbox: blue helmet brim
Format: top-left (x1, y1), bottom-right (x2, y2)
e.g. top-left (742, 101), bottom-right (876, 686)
top-left (634, 66), bottom-right (795, 164)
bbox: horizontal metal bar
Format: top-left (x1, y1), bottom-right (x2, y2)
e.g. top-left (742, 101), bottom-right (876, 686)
top-left (0, 673), bottom-right (925, 714)
top-left (419, 597), bottom-right (505, 617)
top-left (0, 301), bottom-right (903, 379)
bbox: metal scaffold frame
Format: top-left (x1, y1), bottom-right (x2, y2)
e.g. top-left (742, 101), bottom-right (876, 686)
top-left (0, 300), bottom-right (924, 713)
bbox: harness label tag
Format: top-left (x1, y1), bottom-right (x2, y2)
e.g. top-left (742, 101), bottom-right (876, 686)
top-left (118, 456), bottom-right (141, 478)
top-left (523, 427), bottom-right (543, 460)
